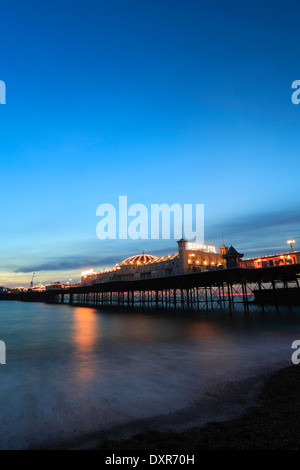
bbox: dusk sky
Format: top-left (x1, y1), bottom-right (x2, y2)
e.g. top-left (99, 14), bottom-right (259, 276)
top-left (1, 0), bottom-right (300, 286)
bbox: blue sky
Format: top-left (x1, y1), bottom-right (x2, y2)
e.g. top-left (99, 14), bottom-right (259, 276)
top-left (0, 0), bottom-right (300, 286)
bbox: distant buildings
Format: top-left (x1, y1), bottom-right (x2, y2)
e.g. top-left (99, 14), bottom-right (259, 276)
top-left (7, 282), bottom-right (67, 293)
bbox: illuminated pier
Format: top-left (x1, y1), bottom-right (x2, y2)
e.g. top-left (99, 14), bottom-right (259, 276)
top-left (2, 241), bottom-right (300, 311)
top-left (9, 263), bottom-right (300, 312)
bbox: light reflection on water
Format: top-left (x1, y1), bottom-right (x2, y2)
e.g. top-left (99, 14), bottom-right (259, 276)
top-left (0, 301), bottom-right (299, 449)
top-left (72, 307), bottom-right (99, 384)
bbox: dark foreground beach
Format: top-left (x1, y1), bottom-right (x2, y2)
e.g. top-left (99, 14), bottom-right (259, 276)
top-left (97, 365), bottom-right (300, 451)
top-left (36, 364), bottom-right (300, 450)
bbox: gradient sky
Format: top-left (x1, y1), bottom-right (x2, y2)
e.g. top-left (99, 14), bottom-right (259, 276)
top-left (1, 0), bottom-right (300, 286)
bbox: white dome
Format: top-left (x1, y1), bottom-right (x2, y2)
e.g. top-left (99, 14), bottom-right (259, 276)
top-left (118, 252), bottom-right (157, 266)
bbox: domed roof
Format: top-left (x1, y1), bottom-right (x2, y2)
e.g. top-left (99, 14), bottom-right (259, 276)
top-left (118, 251), bottom-right (158, 266)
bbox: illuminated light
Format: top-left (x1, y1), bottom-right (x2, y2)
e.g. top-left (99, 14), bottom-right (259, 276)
top-left (185, 242), bottom-right (217, 253)
top-left (280, 256), bottom-right (284, 258)
top-left (211, 262), bottom-right (214, 265)
top-left (119, 253), bottom-right (158, 266)
top-left (188, 260), bottom-right (191, 263)
top-left (288, 255), bottom-right (291, 259)
top-left (204, 261), bottom-right (207, 265)
top-left (189, 253), bottom-right (195, 257)
top-left (81, 269), bottom-right (95, 277)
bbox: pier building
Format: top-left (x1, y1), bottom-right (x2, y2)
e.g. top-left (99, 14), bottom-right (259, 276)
top-left (81, 239), bottom-right (225, 286)
top-left (242, 251), bottom-right (300, 268)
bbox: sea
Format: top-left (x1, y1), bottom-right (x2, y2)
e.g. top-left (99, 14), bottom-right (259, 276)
top-left (0, 300), bottom-right (299, 449)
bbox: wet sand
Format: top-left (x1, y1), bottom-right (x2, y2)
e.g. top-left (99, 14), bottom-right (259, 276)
top-left (97, 365), bottom-right (300, 450)
top-left (34, 364), bottom-right (300, 450)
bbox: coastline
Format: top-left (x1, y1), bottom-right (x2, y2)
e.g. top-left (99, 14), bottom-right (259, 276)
top-left (32, 363), bottom-right (300, 450)
top-left (96, 364), bottom-right (300, 451)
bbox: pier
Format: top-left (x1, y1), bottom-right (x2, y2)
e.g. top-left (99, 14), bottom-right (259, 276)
top-left (3, 263), bottom-right (300, 312)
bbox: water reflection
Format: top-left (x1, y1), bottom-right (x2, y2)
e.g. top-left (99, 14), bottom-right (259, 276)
top-left (103, 314), bottom-right (156, 344)
top-left (0, 302), bottom-right (300, 449)
top-left (72, 307), bottom-right (99, 384)
top-left (186, 321), bottom-right (223, 342)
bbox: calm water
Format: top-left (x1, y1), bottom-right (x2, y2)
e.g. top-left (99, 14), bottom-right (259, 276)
top-left (0, 301), bottom-right (299, 449)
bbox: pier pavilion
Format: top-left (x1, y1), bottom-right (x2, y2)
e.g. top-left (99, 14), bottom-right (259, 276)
top-left (80, 239), bottom-right (225, 286)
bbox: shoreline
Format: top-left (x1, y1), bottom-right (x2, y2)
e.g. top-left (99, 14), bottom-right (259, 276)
top-left (32, 363), bottom-right (299, 450)
top-left (97, 364), bottom-right (300, 450)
